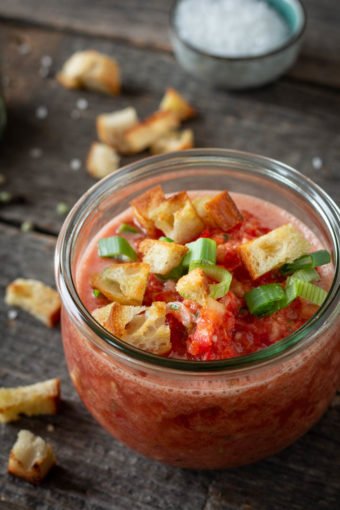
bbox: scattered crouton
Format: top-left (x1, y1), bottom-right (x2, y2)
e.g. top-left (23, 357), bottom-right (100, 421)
top-left (139, 239), bottom-right (188, 275)
top-left (130, 185), bottom-right (165, 236)
top-left (106, 302), bottom-right (171, 355)
top-left (96, 107), bottom-right (139, 149)
top-left (176, 269), bottom-right (210, 305)
top-left (0, 379), bottom-right (60, 423)
top-left (193, 191), bottom-right (243, 231)
top-left (121, 111), bottom-right (179, 154)
top-left (57, 50), bottom-right (120, 95)
top-left (149, 192), bottom-right (204, 243)
top-left (239, 223), bottom-right (312, 280)
top-left (91, 262), bottom-right (150, 305)
top-left (150, 129), bottom-right (194, 155)
top-left (86, 142), bottom-right (120, 179)
top-left (8, 430), bottom-right (56, 484)
top-left (159, 88), bottom-right (196, 120)
top-left (5, 279), bottom-right (61, 327)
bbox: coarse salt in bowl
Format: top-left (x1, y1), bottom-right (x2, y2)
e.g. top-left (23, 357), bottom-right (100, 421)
top-left (170, 0), bottom-right (307, 89)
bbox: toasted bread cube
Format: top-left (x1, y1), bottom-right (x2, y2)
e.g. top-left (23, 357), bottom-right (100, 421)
top-left (149, 192), bottom-right (204, 243)
top-left (5, 279), bottom-right (61, 327)
top-left (159, 88), bottom-right (196, 120)
top-left (0, 379), bottom-right (60, 423)
top-left (150, 129), bottom-right (194, 155)
top-left (8, 430), bottom-right (56, 484)
top-left (96, 107), bottom-right (139, 148)
top-left (176, 269), bottom-right (210, 305)
top-left (92, 303), bottom-right (114, 327)
top-left (57, 50), bottom-right (120, 95)
top-left (239, 223), bottom-right (312, 279)
top-left (106, 302), bottom-right (171, 355)
top-left (86, 142), bottom-right (120, 179)
top-left (130, 185), bottom-right (165, 235)
top-left (193, 191), bottom-right (243, 231)
top-left (139, 239), bottom-right (188, 275)
top-left (91, 262), bottom-right (150, 305)
top-left (121, 111), bottom-right (179, 154)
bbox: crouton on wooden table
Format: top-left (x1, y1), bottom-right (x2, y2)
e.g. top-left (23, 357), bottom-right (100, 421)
top-left (106, 302), bottom-right (171, 355)
top-left (150, 129), bottom-right (194, 154)
top-left (91, 262), bottom-right (150, 305)
top-left (8, 430), bottom-right (56, 484)
top-left (96, 107), bottom-right (139, 149)
top-left (159, 88), bottom-right (196, 120)
top-left (57, 50), bottom-right (120, 95)
top-left (139, 239), bottom-right (188, 274)
top-left (0, 379), bottom-right (60, 423)
top-left (149, 191), bottom-right (204, 243)
top-left (5, 279), bottom-right (61, 327)
top-left (86, 142), bottom-right (120, 179)
top-left (239, 223), bottom-right (312, 279)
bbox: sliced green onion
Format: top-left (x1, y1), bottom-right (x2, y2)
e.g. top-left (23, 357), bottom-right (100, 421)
top-left (245, 284), bottom-right (286, 316)
top-left (290, 268), bottom-right (319, 283)
top-left (158, 264), bottom-right (185, 281)
top-left (117, 223), bottom-right (140, 234)
top-left (287, 279), bottom-right (327, 306)
top-left (190, 262), bottom-right (232, 299)
top-left (98, 236), bottom-right (137, 261)
top-left (281, 250), bottom-right (331, 275)
top-left (92, 289), bottom-right (101, 298)
top-left (159, 236), bottom-right (174, 243)
top-left (183, 238), bottom-right (216, 267)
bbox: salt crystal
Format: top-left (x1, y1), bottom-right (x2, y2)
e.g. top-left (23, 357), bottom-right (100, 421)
top-left (175, 0), bottom-right (290, 57)
top-left (41, 55), bottom-right (52, 68)
top-left (76, 98), bottom-right (88, 110)
top-left (47, 424), bottom-right (55, 432)
top-left (36, 106), bottom-right (48, 119)
top-left (8, 309), bottom-right (18, 320)
top-left (70, 158), bottom-right (82, 171)
top-left (312, 156), bottom-right (323, 170)
top-left (18, 42), bottom-right (31, 55)
top-left (30, 147), bottom-right (43, 158)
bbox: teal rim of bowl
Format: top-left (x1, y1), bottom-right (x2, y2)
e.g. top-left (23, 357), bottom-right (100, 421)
top-left (170, 0), bottom-right (307, 62)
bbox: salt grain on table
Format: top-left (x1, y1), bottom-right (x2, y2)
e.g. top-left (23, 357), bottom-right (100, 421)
top-left (70, 158), bottom-right (82, 171)
top-left (76, 98), bottom-right (88, 110)
top-left (312, 157), bottom-right (323, 170)
top-left (41, 55), bottom-right (52, 68)
top-left (8, 309), bottom-right (18, 320)
top-left (30, 147), bottom-right (43, 158)
top-left (175, 0), bottom-right (290, 57)
top-left (18, 42), bottom-right (31, 55)
top-left (36, 106), bottom-right (48, 119)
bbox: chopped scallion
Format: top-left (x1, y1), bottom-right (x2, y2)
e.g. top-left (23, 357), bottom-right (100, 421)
top-left (117, 223), bottom-right (140, 234)
top-left (190, 262), bottom-right (232, 299)
top-left (245, 284), bottom-right (286, 316)
top-left (159, 236), bottom-right (174, 243)
top-left (92, 289), bottom-right (101, 298)
top-left (287, 279), bottom-right (327, 306)
top-left (281, 250), bottom-right (331, 275)
top-left (98, 236), bottom-right (137, 261)
top-left (183, 238), bottom-right (216, 267)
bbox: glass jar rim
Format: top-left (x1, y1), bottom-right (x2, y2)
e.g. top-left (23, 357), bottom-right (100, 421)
top-left (55, 149), bottom-right (340, 374)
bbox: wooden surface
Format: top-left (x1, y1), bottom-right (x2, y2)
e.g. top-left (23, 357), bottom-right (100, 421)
top-left (0, 1), bottom-right (339, 509)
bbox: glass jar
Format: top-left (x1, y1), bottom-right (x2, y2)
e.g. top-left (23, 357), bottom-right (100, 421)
top-left (55, 149), bottom-right (340, 469)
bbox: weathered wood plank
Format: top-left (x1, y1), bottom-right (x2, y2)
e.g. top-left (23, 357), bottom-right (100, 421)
top-left (1, 22), bottom-right (339, 235)
top-left (0, 224), bottom-right (339, 509)
top-left (0, 0), bottom-right (339, 88)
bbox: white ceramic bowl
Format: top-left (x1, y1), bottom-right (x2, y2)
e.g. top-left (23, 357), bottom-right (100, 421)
top-left (170, 0), bottom-right (307, 89)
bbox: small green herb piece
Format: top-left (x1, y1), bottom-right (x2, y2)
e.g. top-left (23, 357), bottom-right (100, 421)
top-left (20, 221), bottom-right (33, 233)
top-left (0, 191), bottom-right (12, 203)
top-left (159, 236), bottom-right (174, 243)
top-left (98, 236), bottom-right (137, 261)
top-left (92, 289), bottom-right (101, 298)
top-left (280, 250), bottom-right (331, 275)
top-left (183, 238), bottom-right (216, 267)
top-left (245, 284), bottom-right (286, 316)
top-left (117, 223), bottom-right (140, 234)
top-left (56, 202), bottom-right (70, 216)
top-left (190, 262), bottom-right (232, 299)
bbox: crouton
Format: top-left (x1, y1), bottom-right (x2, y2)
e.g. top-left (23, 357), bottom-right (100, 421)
top-left (57, 50), bottom-right (120, 95)
top-left (5, 279), bottom-right (61, 327)
top-left (92, 303), bottom-right (114, 327)
top-left (0, 379), bottom-right (60, 423)
top-left (150, 129), bottom-right (194, 155)
top-left (130, 185), bottom-right (165, 236)
top-left (139, 239), bottom-right (188, 275)
top-left (239, 223), bottom-right (312, 280)
top-left (8, 430), bottom-right (56, 484)
top-left (86, 142), bottom-right (120, 179)
top-left (106, 302), bottom-right (171, 355)
top-left (91, 262), bottom-right (149, 305)
top-left (193, 191), bottom-right (243, 231)
top-left (121, 111), bottom-right (179, 154)
top-left (96, 107), bottom-right (138, 148)
top-left (176, 269), bottom-right (210, 305)
top-left (149, 192), bottom-right (204, 243)
top-left (159, 88), bottom-right (196, 120)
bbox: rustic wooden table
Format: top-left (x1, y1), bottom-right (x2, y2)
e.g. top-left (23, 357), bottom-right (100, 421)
top-left (0, 1), bottom-right (339, 509)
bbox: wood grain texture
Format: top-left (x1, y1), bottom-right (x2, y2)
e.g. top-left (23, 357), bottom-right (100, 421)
top-left (0, 0), bottom-right (339, 88)
top-left (1, 23), bottom-right (339, 235)
top-left (0, 223), bottom-right (339, 509)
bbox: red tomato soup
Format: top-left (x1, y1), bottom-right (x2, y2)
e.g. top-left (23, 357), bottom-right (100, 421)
top-left (61, 192), bottom-right (339, 469)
